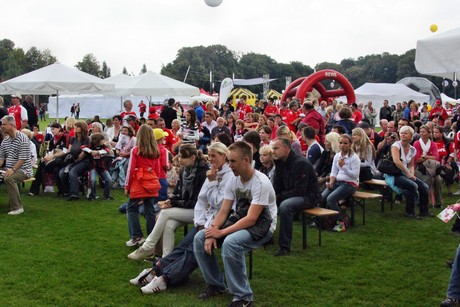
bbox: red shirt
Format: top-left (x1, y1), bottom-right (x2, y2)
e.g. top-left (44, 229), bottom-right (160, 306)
top-left (264, 105), bottom-right (278, 118)
top-left (237, 105), bottom-right (252, 120)
top-left (279, 108), bottom-right (290, 122)
top-left (120, 111), bottom-right (137, 125)
top-left (434, 139), bottom-right (454, 165)
top-left (351, 110), bottom-right (363, 124)
top-left (286, 110), bottom-right (301, 132)
top-left (162, 128), bottom-right (177, 154)
top-left (8, 105), bottom-right (28, 129)
top-left (139, 102), bottom-right (146, 113)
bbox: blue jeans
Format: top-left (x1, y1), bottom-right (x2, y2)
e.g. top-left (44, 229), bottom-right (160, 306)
top-left (278, 196), bottom-right (307, 250)
top-left (66, 160), bottom-right (91, 198)
top-left (89, 168), bottom-right (111, 198)
top-left (321, 181), bottom-right (356, 221)
top-left (126, 197), bottom-right (156, 239)
top-left (193, 229), bottom-right (273, 302)
top-left (447, 244), bottom-right (460, 299)
top-left (393, 174), bottom-right (429, 214)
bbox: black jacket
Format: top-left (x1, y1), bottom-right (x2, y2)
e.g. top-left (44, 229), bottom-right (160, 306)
top-left (273, 151), bottom-right (320, 207)
top-left (160, 106), bottom-right (177, 129)
top-left (170, 160), bottom-right (209, 209)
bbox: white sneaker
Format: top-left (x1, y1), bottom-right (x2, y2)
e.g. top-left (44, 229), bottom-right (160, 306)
top-left (125, 237), bottom-right (145, 247)
top-left (8, 208), bottom-right (24, 215)
top-left (128, 246), bottom-right (152, 260)
top-left (453, 190), bottom-right (460, 196)
top-left (43, 186), bottom-right (54, 193)
top-left (141, 276), bottom-right (167, 294)
top-left (129, 268), bottom-right (154, 286)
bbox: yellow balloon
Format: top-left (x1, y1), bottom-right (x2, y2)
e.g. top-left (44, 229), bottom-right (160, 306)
top-left (430, 24), bottom-right (438, 33)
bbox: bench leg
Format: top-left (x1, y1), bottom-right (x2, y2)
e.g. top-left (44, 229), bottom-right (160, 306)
top-left (362, 201), bottom-right (366, 225)
top-left (302, 214), bottom-right (307, 250)
top-left (350, 199), bottom-right (355, 226)
top-left (317, 218), bottom-right (322, 247)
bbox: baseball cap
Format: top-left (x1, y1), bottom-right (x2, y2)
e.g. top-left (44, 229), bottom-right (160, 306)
top-left (11, 92), bottom-right (22, 99)
top-left (153, 128), bottom-right (168, 140)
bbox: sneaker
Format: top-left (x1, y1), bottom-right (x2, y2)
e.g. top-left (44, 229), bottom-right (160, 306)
top-left (228, 300), bottom-right (254, 307)
top-left (199, 284), bottom-right (226, 300)
top-left (453, 190), bottom-right (460, 196)
top-left (441, 296), bottom-right (460, 307)
top-left (8, 208), bottom-right (24, 215)
top-left (273, 248), bottom-right (290, 257)
top-left (126, 237), bottom-right (145, 247)
top-left (87, 196), bottom-right (99, 201)
top-left (394, 200), bottom-right (401, 205)
top-left (129, 268), bottom-right (154, 286)
top-left (332, 221), bottom-right (347, 232)
top-left (419, 211), bottom-right (435, 218)
top-left (404, 212), bottom-right (420, 220)
top-left (141, 275), bottom-right (167, 294)
top-left (103, 196), bottom-right (114, 200)
top-left (127, 246), bottom-right (153, 260)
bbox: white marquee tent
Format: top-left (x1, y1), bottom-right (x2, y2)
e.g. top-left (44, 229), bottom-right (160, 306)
top-left (415, 26), bottom-right (460, 80)
top-left (337, 83), bottom-right (430, 120)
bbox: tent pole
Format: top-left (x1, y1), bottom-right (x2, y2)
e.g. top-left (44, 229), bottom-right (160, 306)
top-left (56, 90), bottom-right (59, 122)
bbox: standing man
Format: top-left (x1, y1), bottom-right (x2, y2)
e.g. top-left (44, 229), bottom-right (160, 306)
top-left (302, 101), bottom-right (326, 144)
top-left (363, 101), bottom-right (377, 128)
top-left (379, 99), bottom-right (393, 121)
top-left (236, 96), bottom-right (252, 121)
top-left (160, 98), bottom-right (178, 129)
top-left (0, 97), bottom-right (8, 119)
top-left (138, 100), bottom-right (147, 118)
top-left (264, 98), bottom-right (278, 118)
top-left (8, 93), bottom-right (28, 130)
top-left (271, 137), bottom-right (320, 256)
top-left (194, 141), bottom-right (277, 307)
top-left (0, 115), bottom-right (33, 215)
top-left (23, 95), bottom-right (38, 128)
top-left (351, 103), bottom-right (363, 125)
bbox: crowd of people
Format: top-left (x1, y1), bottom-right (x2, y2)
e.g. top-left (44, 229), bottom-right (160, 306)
top-left (3, 92), bottom-right (460, 306)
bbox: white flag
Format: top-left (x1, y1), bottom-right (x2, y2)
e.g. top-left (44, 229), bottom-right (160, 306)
top-left (219, 78), bottom-right (234, 107)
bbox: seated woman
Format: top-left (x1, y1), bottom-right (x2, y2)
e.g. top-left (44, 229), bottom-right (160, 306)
top-left (59, 122), bottom-right (91, 199)
top-left (259, 145), bottom-right (275, 182)
top-left (413, 125), bottom-right (443, 208)
top-left (321, 134), bottom-right (360, 232)
top-left (129, 142), bottom-right (234, 294)
top-left (351, 127), bottom-right (378, 181)
top-left (315, 132), bottom-right (340, 191)
top-left (258, 125), bottom-right (272, 147)
top-left (276, 125), bottom-right (302, 156)
top-left (127, 144), bottom-right (208, 258)
top-left (29, 123), bottom-right (69, 196)
top-left (21, 129), bottom-right (38, 166)
top-left (111, 125), bottom-right (136, 189)
top-left (391, 125), bottom-right (432, 219)
top-left (433, 126), bottom-right (456, 197)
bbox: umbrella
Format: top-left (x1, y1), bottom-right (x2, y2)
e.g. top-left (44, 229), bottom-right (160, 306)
top-left (0, 63), bottom-right (114, 120)
top-left (113, 71), bottom-right (199, 97)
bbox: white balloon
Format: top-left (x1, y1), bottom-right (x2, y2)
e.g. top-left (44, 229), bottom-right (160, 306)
top-left (204, 0), bottom-right (223, 7)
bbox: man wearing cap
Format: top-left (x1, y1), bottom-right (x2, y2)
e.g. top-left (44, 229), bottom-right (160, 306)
top-left (0, 115), bottom-right (33, 215)
top-left (126, 115), bottom-right (139, 133)
top-left (8, 93), bottom-right (28, 129)
top-left (429, 99), bottom-right (449, 126)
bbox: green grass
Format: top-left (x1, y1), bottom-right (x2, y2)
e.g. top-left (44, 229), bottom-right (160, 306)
top-left (0, 183), bottom-right (458, 306)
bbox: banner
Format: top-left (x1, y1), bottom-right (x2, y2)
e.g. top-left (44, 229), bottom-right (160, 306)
top-left (219, 78), bottom-right (234, 107)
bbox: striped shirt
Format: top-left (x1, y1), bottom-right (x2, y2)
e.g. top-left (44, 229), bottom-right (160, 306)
top-left (0, 131), bottom-right (33, 178)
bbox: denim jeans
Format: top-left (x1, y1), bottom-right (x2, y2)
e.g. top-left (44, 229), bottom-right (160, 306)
top-left (126, 197), bottom-right (156, 239)
top-left (278, 196), bottom-right (307, 250)
top-left (447, 244), bottom-right (460, 299)
top-left (194, 228), bottom-right (273, 302)
top-left (66, 160), bottom-right (91, 198)
top-left (321, 181), bottom-right (356, 221)
top-left (155, 226), bottom-right (199, 286)
top-left (393, 174), bottom-right (429, 214)
top-left (89, 168), bottom-right (112, 198)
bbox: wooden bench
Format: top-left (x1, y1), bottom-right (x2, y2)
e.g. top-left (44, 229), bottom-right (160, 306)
top-left (302, 207), bottom-right (340, 249)
top-left (363, 179), bottom-right (393, 212)
top-left (20, 177), bottom-right (35, 190)
top-left (350, 191), bottom-right (383, 226)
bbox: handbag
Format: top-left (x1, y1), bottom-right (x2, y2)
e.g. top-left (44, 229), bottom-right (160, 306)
top-left (359, 166), bottom-right (373, 182)
top-left (222, 198), bottom-right (272, 241)
top-left (378, 159), bottom-right (401, 176)
top-left (129, 167), bottom-right (161, 199)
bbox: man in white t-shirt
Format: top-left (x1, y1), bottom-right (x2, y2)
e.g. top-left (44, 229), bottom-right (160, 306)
top-left (194, 141), bottom-right (277, 307)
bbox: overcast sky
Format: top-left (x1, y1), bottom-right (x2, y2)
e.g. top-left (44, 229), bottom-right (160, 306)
top-left (1, 0), bottom-right (459, 80)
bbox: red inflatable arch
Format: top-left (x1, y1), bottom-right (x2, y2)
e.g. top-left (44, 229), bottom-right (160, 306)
top-left (281, 69), bottom-right (355, 105)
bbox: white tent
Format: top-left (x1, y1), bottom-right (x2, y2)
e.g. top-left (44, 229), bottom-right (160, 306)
top-left (415, 26), bottom-right (460, 80)
top-left (337, 83), bottom-right (430, 120)
top-left (0, 63), bottom-right (114, 120)
top-left (112, 71), bottom-right (199, 97)
top-left (190, 93), bottom-right (217, 102)
top-left (441, 93), bottom-right (459, 104)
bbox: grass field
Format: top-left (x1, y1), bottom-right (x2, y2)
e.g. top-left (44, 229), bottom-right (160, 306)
top-left (0, 182), bottom-right (458, 306)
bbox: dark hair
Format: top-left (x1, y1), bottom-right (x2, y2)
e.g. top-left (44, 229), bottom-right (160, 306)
top-left (332, 124), bottom-right (345, 134)
top-left (302, 102), bottom-right (314, 110)
top-left (75, 122), bottom-right (89, 140)
top-left (259, 125), bottom-right (272, 135)
top-left (303, 126), bottom-right (316, 140)
top-left (168, 98), bottom-right (175, 106)
top-left (338, 107), bottom-right (352, 119)
top-left (179, 144), bottom-right (205, 162)
top-left (186, 109), bottom-right (198, 127)
top-left (243, 130), bottom-right (261, 151)
top-left (275, 137), bottom-right (291, 149)
top-left (214, 132), bottom-right (232, 147)
top-left (112, 115), bottom-right (122, 121)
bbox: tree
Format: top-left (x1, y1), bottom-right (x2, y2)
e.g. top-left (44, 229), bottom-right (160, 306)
top-left (100, 61), bottom-right (111, 79)
top-left (75, 53), bottom-right (100, 76)
top-left (140, 64), bottom-right (147, 74)
top-left (25, 47), bottom-right (56, 72)
top-left (0, 39), bottom-right (15, 79)
top-left (3, 48), bottom-right (26, 79)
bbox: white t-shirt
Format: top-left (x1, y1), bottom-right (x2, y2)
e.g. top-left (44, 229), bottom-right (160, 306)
top-left (223, 170), bottom-right (278, 233)
top-left (392, 141), bottom-right (416, 170)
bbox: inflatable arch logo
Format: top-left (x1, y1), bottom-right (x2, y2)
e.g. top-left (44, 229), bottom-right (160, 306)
top-left (281, 69), bottom-right (355, 105)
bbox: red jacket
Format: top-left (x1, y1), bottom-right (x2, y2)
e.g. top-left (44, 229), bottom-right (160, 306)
top-left (302, 109), bottom-right (325, 144)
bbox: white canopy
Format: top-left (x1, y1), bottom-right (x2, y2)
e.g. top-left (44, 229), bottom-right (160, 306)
top-left (112, 71), bottom-right (199, 97)
top-left (337, 83), bottom-right (430, 121)
top-left (0, 63), bottom-right (114, 120)
top-left (190, 93), bottom-right (217, 102)
top-left (441, 93), bottom-right (460, 104)
top-left (415, 27), bottom-right (460, 80)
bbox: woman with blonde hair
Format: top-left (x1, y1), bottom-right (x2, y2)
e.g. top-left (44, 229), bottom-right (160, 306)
top-left (276, 125), bottom-right (302, 156)
top-left (127, 143), bottom-right (209, 258)
top-left (259, 145), bottom-right (275, 181)
top-left (351, 127), bottom-right (377, 181)
top-left (315, 132), bottom-right (341, 191)
top-left (125, 124), bottom-right (162, 247)
top-left (64, 117), bottom-right (76, 137)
